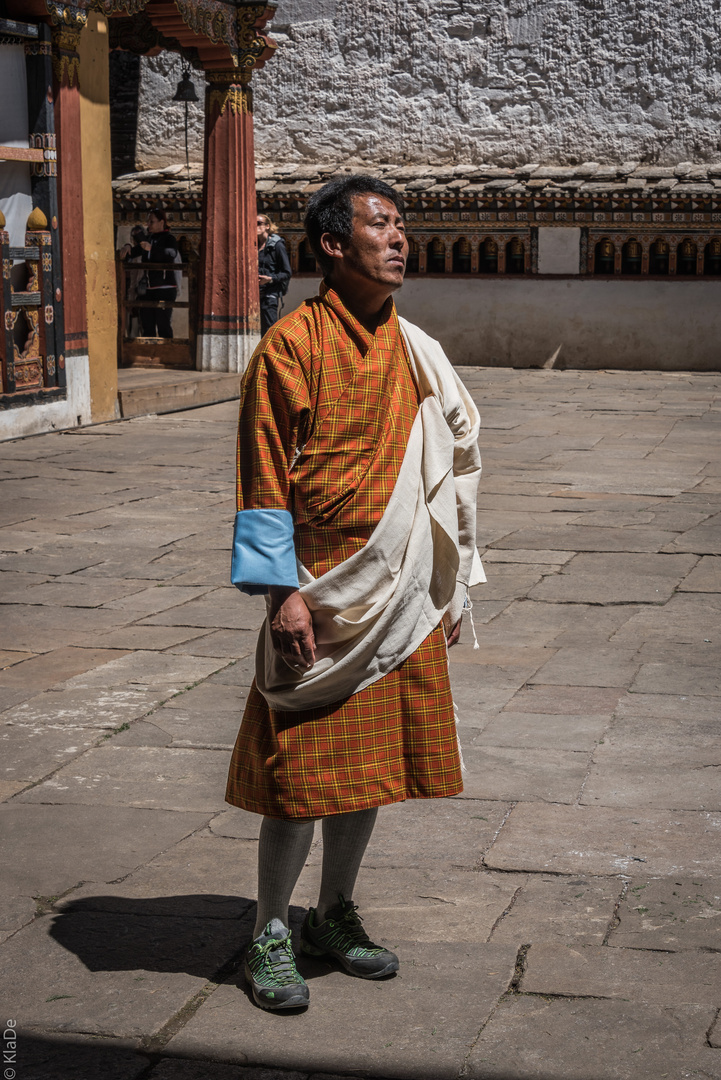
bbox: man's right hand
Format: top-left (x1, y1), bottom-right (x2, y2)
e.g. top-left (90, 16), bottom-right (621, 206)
top-left (268, 586), bottom-right (316, 670)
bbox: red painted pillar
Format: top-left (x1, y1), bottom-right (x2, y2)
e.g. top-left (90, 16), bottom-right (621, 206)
top-left (197, 71), bottom-right (260, 373)
top-left (52, 17), bottom-right (88, 361)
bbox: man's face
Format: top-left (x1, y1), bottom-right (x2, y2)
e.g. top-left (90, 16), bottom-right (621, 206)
top-left (257, 217), bottom-right (270, 245)
top-left (147, 214), bottom-right (163, 234)
top-left (340, 194), bottom-right (408, 289)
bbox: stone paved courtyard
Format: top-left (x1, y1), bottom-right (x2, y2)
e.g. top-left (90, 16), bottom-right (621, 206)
top-left (1, 367), bottom-right (720, 1080)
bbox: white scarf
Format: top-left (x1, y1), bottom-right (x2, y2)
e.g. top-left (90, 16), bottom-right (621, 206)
top-left (255, 316), bottom-right (485, 711)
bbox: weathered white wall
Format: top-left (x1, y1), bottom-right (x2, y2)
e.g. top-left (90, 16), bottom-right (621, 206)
top-left (281, 275), bottom-right (721, 371)
top-left (135, 0), bottom-right (721, 169)
top-left (0, 356), bottom-right (92, 442)
top-left (134, 53), bottom-right (204, 170)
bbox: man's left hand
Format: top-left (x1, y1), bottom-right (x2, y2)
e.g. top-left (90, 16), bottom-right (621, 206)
top-left (446, 618), bottom-right (462, 648)
top-left (259, 274), bottom-right (273, 286)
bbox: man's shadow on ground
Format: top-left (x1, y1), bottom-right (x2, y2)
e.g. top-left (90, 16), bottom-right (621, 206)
top-left (50, 894), bottom-right (338, 994)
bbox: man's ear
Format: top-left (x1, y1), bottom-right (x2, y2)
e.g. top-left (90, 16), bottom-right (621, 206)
top-left (319, 231), bottom-right (344, 262)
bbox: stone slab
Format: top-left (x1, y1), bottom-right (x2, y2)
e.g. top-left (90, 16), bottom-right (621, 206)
top-left (209, 808), bottom-right (262, 841)
top-left (139, 706), bottom-right (245, 750)
top-left (101, 585), bottom-right (214, 617)
top-left (166, 629), bottom-right (260, 657)
top-left (613, 692), bottom-right (720, 722)
top-left (140, 589), bottom-right (267, 631)
top-left (492, 525), bottom-right (679, 552)
top-left (460, 746), bottom-right (589, 803)
top-left (631, 661), bottom-right (721, 696)
top-left (207, 654), bottom-right (258, 685)
top-left (0, 907), bottom-right (248, 1038)
top-left (17, 745), bottom-right (230, 813)
top-left (165, 942), bottom-right (518, 1080)
top-left (481, 548), bottom-right (575, 564)
top-left (151, 1062), bottom-right (306, 1080)
top-left (610, 877), bottom-right (721, 951)
top-left (610, 593), bottom-right (721, 644)
top-left (14, 579), bottom-right (151, 608)
top-left (308, 798), bottom-right (512, 871)
top-left (0, 804), bottom-right (212, 896)
top-left (159, 679), bottom-right (247, 715)
top-left (487, 599), bottom-right (642, 648)
top-left (521, 941), bottom-right (721, 1004)
top-left (1, 722), bottom-right (98, 784)
top-left (474, 711), bottom-right (608, 751)
top-left (10, 1032), bottom-right (148, 1080)
top-left (110, 720), bottom-right (171, 746)
top-left (91, 626), bottom-right (213, 651)
top-left (667, 519), bottom-right (721, 554)
top-left (528, 646), bottom-right (640, 688)
top-left (504, 684), bottom-right (625, 714)
top-left (0, 648), bottom-right (35, 668)
top-left (490, 874), bottom-right (622, 946)
top-left (2, 688), bottom-right (171, 730)
top-left (61, 650), bottom-right (230, 693)
top-left (0, 646), bottom-right (129, 694)
top-left (678, 554), bottom-right (721, 591)
top-left (0, 893), bottom-right (37, 944)
top-left (55, 834), bottom-right (257, 921)
top-left (467, 997), bottom-right (721, 1080)
top-left (529, 553), bottom-right (698, 603)
top-left (0, 603), bottom-right (131, 651)
top-left (486, 802), bottom-right (721, 877)
top-left (581, 715), bottom-right (721, 810)
top-left (296, 866), bottom-right (526, 946)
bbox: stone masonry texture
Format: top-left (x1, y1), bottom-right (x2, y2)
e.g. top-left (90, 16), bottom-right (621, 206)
top-left (135, 0), bottom-right (721, 169)
top-left (1, 368), bottom-right (720, 1079)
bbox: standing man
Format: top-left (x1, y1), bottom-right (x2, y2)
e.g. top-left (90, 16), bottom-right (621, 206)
top-left (257, 213), bottom-right (292, 334)
top-left (229, 176), bottom-right (484, 1011)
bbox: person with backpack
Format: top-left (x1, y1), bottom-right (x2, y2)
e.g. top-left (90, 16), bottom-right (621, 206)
top-left (257, 214), bottom-right (292, 334)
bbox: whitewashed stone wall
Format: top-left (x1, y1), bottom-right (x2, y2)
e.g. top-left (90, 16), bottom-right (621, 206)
top-left (134, 0), bottom-right (721, 169)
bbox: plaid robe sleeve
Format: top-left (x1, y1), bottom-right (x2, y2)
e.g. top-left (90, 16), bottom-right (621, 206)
top-left (232, 328), bottom-right (312, 594)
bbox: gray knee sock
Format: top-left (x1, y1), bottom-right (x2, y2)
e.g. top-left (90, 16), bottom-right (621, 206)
top-left (315, 807), bottom-right (378, 921)
top-left (254, 816), bottom-right (316, 937)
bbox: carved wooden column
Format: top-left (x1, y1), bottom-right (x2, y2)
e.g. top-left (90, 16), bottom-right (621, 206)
top-left (51, 8), bottom-right (88, 362)
top-left (197, 4), bottom-right (276, 374)
top-left (198, 70), bottom-right (259, 372)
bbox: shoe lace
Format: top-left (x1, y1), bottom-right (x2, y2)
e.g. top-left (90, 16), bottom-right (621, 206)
top-left (254, 935), bottom-right (301, 986)
top-left (331, 903), bottom-right (383, 954)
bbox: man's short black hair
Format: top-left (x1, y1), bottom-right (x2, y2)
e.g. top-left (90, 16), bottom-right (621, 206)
top-left (304, 174), bottom-right (404, 276)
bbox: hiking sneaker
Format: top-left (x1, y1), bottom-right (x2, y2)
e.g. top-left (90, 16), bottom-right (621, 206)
top-left (300, 895), bottom-right (399, 979)
top-left (244, 918), bottom-right (309, 1011)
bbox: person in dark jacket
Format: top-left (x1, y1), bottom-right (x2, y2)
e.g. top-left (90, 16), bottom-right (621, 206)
top-left (121, 207), bottom-right (178, 338)
top-left (257, 214), bottom-right (292, 335)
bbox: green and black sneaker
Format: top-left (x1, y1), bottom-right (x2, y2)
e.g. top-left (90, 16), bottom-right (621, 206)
top-left (244, 918), bottom-right (309, 1011)
top-left (300, 895), bottom-right (399, 979)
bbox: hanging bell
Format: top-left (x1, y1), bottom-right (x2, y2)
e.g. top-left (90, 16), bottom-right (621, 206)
top-left (172, 65), bottom-right (199, 103)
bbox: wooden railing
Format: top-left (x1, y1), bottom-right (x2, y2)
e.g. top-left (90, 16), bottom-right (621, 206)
top-left (116, 258), bottom-right (198, 369)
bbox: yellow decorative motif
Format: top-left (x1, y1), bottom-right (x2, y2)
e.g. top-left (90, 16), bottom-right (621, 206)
top-left (3, 260), bottom-right (11, 281)
top-left (15, 310), bottom-right (41, 362)
top-left (51, 19), bottom-right (85, 87)
top-left (209, 83), bottom-right (252, 116)
top-left (27, 262), bottom-right (40, 294)
top-left (27, 207), bottom-right (49, 232)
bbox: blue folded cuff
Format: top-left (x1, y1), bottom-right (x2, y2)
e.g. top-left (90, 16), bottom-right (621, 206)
top-left (230, 509), bottom-right (299, 595)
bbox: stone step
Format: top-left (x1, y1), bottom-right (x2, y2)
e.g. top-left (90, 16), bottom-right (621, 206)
top-left (116, 368), bottom-right (240, 418)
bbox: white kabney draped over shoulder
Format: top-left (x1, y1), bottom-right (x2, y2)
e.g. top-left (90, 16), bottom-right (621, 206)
top-left (256, 316), bottom-right (486, 711)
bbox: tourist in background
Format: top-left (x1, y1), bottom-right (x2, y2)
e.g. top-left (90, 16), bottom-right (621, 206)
top-left (120, 207), bottom-right (178, 338)
top-left (257, 213), bottom-right (292, 334)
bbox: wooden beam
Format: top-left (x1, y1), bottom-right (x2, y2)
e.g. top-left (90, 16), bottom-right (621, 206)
top-left (0, 146), bottom-right (45, 162)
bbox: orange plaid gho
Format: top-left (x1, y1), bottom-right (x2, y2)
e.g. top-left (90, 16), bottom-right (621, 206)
top-left (228, 285), bottom-right (463, 818)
